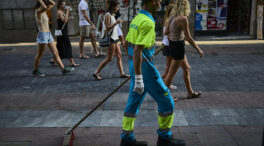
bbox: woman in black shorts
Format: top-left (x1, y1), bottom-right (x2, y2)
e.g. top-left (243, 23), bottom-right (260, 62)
top-left (164, 0), bottom-right (204, 100)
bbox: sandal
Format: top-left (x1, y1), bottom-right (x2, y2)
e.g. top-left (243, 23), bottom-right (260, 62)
top-left (170, 85), bottom-right (177, 90)
top-left (79, 54), bottom-right (90, 59)
top-left (187, 91), bottom-right (202, 99)
top-left (95, 52), bottom-right (105, 57)
top-left (50, 60), bottom-right (57, 66)
top-left (173, 97), bottom-right (179, 102)
top-left (93, 73), bottom-right (103, 80)
top-left (119, 74), bottom-right (130, 78)
top-left (70, 64), bottom-right (80, 67)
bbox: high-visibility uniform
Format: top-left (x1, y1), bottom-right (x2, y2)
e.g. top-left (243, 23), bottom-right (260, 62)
top-left (121, 10), bottom-right (175, 142)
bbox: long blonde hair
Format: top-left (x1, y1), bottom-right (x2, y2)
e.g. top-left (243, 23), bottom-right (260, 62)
top-left (162, 4), bottom-right (174, 27)
top-left (171, 0), bottom-right (191, 17)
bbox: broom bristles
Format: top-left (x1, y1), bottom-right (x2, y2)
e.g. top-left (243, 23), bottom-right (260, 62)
top-left (63, 131), bottom-right (75, 146)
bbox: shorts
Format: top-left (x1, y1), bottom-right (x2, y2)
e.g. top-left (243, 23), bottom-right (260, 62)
top-left (162, 44), bottom-right (169, 56)
top-left (80, 25), bottom-right (95, 37)
top-left (36, 32), bottom-right (54, 44)
top-left (168, 40), bottom-right (185, 60)
top-left (110, 38), bottom-right (119, 43)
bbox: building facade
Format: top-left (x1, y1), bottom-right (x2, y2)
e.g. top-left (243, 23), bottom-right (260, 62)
top-left (194, 0), bottom-right (259, 37)
top-left (0, 0), bottom-right (263, 42)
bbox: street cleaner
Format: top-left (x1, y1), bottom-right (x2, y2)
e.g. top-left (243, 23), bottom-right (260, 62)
top-left (120, 0), bottom-right (186, 146)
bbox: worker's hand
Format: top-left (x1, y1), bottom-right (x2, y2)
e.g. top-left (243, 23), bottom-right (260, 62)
top-left (133, 75), bottom-right (144, 95)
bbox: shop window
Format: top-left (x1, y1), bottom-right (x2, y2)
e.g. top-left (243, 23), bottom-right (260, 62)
top-left (195, 0), bottom-right (228, 31)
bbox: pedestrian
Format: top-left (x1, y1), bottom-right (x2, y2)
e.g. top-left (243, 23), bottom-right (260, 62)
top-left (33, 0), bottom-right (72, 76)
top-left (93, 0), bottom-right (129, 80)
top-left (50, 0), bottom-right (79, 67)
top-left (120, 0), bottom-right (186, 146)
top-left (164, 0), bottom-right (204, 100)
top-left (78, 0), bottom-right (102, 59)
top-left (161, 4), bottom-right (177, 90)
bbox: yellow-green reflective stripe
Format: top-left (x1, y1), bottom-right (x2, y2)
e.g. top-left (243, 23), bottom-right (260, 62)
top-left (122, 117), bottom-right (136, 131)
top-left (158, 114), bottom-right (174, 129)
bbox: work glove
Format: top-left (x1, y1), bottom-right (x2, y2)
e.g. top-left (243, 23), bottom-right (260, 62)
top-left (133, 75), bottom-right (144, 95)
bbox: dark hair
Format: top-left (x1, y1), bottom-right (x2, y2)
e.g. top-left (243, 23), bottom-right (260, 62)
top-left (34, 0), bottom-right (53, 9)
top-left (115, 10), bottom-right (121, 19)
top-left (57, 0), bottom-right (66, 9)
top-left (107, 0), bottom-right (120, 13)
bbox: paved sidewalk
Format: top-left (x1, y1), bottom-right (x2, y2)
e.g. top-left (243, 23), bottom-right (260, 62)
top-left (0, 40), bottom-right (263, 146)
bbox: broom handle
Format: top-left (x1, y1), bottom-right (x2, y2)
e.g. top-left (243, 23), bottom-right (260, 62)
top-left (66, 45), bottom-right (165, 134)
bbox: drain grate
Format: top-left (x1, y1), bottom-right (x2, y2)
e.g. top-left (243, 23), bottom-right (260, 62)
top-left (0, 141), bottom-right (32, 146)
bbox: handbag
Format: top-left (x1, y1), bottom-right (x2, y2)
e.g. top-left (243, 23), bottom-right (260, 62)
top-left (99, 13), bottom-right (113, 47)
top-left (55, 23), bottom-right (66, 37)
top-left (99, 31), bottom-right (112, 47)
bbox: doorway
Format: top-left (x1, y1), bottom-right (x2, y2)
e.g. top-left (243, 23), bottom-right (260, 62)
top-left (227, 0), bottom-right (251, 35)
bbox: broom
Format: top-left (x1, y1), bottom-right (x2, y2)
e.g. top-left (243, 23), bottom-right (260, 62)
top-left (62, 45), bottom-right (165, 146)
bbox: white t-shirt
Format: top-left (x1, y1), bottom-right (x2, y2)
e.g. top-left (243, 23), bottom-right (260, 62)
top-left (78, 0), bottom-right (91, 26)
top-left (117, 25), bottom-right (123, 37)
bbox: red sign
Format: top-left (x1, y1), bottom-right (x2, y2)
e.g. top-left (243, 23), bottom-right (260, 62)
top-left (207, 16), bottom-right (217, 30)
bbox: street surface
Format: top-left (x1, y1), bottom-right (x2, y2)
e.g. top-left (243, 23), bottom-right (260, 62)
top-left (0, 40), bottom-right (263, 146)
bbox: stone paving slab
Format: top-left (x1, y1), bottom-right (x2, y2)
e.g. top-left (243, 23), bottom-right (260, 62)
top-left (0, 43), bottom-right (263, 145)
top-left (0, 142), bottom-right (32, 146)
top-left (0, 108), bottom-right (263, 128)
top-left (0, 92), bottom-right (263, 110)
top-left (0, 126), bottom-right (263, 146)
top-left (0, 49), bottom-right (264, 93)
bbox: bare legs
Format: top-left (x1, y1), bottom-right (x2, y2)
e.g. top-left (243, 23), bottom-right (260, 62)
top-left (164, 55), bottom-right (200, 98)
top-left (79, 36), bottom-right (86, 58)
top-left (48, 42), bottom-right (65, 70)
top-left (115, 43), bottom-right (125, 76)
top-left (90, 33), bottom-right (100, 55)
top-left (181, 55), bottom-right (194, 96)
top-left (79, 33), bottom-right (100, 58)
top-left (34, 42), bottom-right (65, 71)
top-left (94, 43), bottom-right (126, 78)
top-left (162, 56), bottom-right (173, 78)
top-left (34, 44), bottom-right (47, 71)
top-left (94, 43), bottom-right (115, 76)
top-left (164, 59), bottom-right (183, 87)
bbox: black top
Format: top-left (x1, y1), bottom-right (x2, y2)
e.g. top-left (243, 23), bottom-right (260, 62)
top-left (57, 18), bottom-right (68, 36)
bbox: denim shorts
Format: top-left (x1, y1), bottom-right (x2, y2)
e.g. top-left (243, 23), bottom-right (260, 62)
top-left (36, 32), bottom-right (54, 44)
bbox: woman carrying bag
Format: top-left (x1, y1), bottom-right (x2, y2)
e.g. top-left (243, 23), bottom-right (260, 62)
top-left (33, 0), bottom-right (72, 76)
top-left (50, 0), bottom-right (79, 67)
top-left (93, 0), bottom-right (128, 80)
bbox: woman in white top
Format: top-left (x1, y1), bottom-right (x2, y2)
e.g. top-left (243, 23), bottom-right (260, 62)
top-left (93, 0), bottom-right (128, 80)
top-left (161, 4), bottom-right (177, 90)
top-left (33, 0), bottom-right (72, 76)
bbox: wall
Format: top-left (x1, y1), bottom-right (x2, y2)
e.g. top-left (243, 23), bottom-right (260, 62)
top-left (250, 0), bottom-right (257, 37)
top-left (189, 0), bottom-right (196, 38)
top-left (0, 0), bottom-right (37, 42)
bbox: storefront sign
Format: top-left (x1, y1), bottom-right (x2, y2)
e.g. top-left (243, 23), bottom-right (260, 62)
top-left (195, 0), bottom-right (208, 30)
top-left (196, 0), bottom-right (228, 31)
